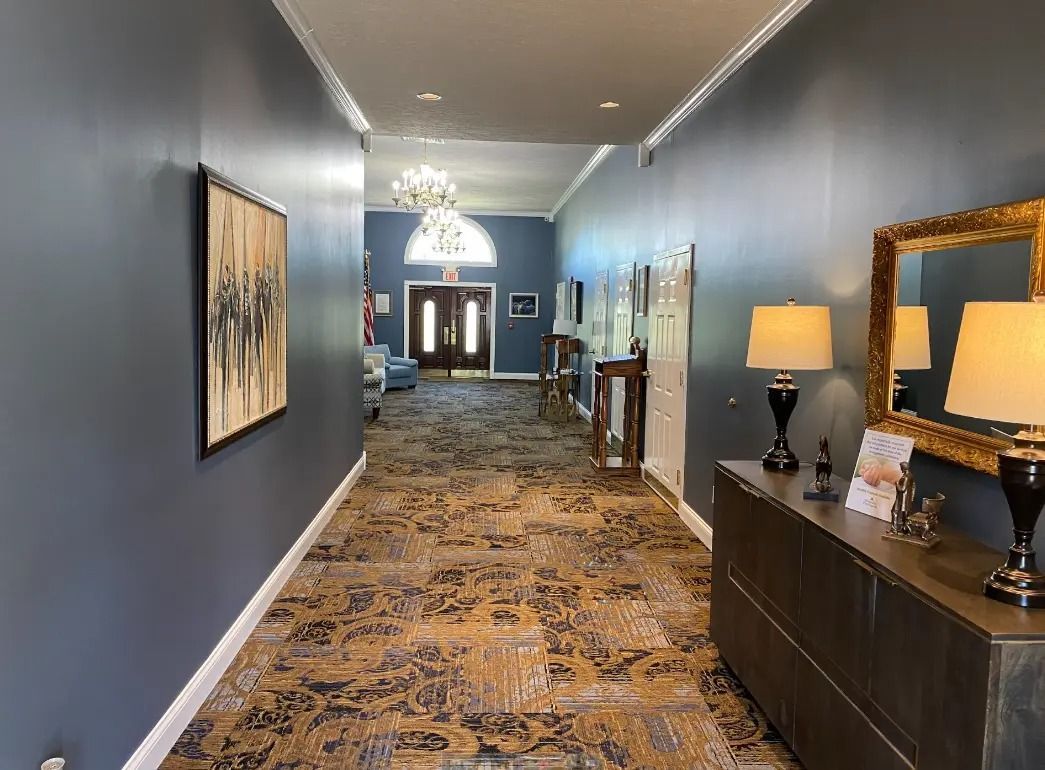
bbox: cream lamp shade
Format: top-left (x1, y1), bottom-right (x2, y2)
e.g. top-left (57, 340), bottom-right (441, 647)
top-left (746, 304), bottom-right (833, 370)
top-left (893, 306), bottom-right (932, 370)
top-left (945, 301), bottom-right (1045, 425)
top-left (552, 319), bottom-right (578, 336)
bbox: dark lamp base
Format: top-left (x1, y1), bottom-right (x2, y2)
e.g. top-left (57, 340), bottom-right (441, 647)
top-left (984, 568), bottom-right (1045, 609)
top-left (762, 449), bottom-right (799, 471)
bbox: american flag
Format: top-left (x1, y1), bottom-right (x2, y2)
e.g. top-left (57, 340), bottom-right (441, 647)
top-left (363, 249), bottom-right (375, 346)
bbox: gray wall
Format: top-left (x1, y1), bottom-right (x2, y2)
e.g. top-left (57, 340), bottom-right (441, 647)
top-left (365, 211), bottom-right (556, 373)
top-left (554, 0), bottom-right (1045, 555)
top-left (0, 2), bottom-right (363, 768)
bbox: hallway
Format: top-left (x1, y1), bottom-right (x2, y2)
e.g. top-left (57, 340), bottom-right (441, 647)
top-left (163, 381), bottom-right (798, 769)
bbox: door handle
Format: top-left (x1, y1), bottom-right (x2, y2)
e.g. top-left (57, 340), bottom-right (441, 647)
top-left (450, 320), bottom-right (457, 345)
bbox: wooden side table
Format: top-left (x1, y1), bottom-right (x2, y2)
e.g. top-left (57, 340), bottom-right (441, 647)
top-left (538, 333), bottom-right (566, 416)
top-left (591, 349), bottom-right (646, 472)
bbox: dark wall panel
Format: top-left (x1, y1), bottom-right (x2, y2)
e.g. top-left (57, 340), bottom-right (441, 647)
top-left (0, 1), bottom-right (364, 768)
top-left (365, 211), bottom-right (555, 373)
top-left (554, 0), bottom-right (1045, 554)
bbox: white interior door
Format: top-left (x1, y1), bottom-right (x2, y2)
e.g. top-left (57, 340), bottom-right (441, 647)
top-left (590, 271), bottom-right (609, 406)
top-left (611, 262), bottom-right (635, 439)
top-left (643, 245), bottom-right (692, 498)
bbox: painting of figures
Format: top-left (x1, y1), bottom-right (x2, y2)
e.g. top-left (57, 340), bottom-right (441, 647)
top-left (199, 164), bottom-right (288, 457)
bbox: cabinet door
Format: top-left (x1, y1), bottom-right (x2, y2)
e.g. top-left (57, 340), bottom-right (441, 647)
top-left (722, 570), bottom-right (799, 743)
top-left (870, 579), bottom-right (990, 770)
top-left (794, 653), bottom-right (910, 770)
top-left (741, 495), bottom-right (804, 627)
top-left (710, 470), bottom-right (750, 656)
top-left (799, 526), bottom-right (875, 690)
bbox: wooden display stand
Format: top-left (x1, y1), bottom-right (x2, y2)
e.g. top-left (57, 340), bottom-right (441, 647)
top-left (590, 347), bottom-right (646, 472)
top-left (551, 338), bottom-right (581, 419)
top-left (538, 333), bottom-right (567, 416)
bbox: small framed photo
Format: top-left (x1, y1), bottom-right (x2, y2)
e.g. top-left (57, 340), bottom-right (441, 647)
top-left (635, 265), bottom-right (650, 317)
top-left (569, 279), bottom-right (583, 324)
top-left (509, 292), bottom-right (539, 318)
top-left (373, 290), bottom-right (393, 316)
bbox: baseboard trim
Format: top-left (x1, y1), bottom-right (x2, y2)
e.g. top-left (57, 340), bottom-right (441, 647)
top-left (491, 372), bottom-right (539, 380)
top-left (679, 499), bottom-right (713, 551)
top-left (122, 451), bottom-right (367, 770)
top-left (575, 401), bottom-right (592, 422)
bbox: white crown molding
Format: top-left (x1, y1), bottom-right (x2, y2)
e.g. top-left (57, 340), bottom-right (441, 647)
top-left (548, 144), bottom-right (615, 222)
top-left (365, 204), bottom-right (551, 219)
top-left (270, 0), bottom-right (371, 134)
top-left (121, 453), bottom-right (367, 770)
top-left (643, 0), bottom-right (812, 148)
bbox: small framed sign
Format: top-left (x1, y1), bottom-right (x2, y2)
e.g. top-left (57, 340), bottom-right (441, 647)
top-left (509, 292), bottom-right (539, 318)
top-left (373, 290), bottom-right (393, 316)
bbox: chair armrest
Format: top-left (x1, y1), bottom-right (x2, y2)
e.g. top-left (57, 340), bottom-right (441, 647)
top-left (388, 356), bottom-right (418, 368)
top-left (365, 352), bottom-right (387, 371)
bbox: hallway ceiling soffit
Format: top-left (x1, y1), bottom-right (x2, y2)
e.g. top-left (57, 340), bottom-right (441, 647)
top-left (272, 0), bottom-right (812, 216)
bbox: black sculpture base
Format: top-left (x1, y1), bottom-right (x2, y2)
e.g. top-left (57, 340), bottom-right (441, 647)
top-left (762, 373), bottom-right (800, 471)
top-left (803, 484), bottom-right (839, 502)
top-left (984, 438), bottom-right (1045, 609)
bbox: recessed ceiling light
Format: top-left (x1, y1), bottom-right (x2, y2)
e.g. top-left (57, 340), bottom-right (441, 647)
top-left (416, 92), bottom-right (443, 101)
top-left (599, 101), bottom-right (620, 109)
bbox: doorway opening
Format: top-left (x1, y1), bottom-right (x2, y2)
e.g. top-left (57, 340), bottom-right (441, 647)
top-left (405, 281), bottom-right (495, 378)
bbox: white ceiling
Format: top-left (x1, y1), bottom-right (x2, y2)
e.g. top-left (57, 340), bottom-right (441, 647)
top-left (297, 0), bottom-right (782, 144)
top-left (364, 136), bottom-right (596, 213)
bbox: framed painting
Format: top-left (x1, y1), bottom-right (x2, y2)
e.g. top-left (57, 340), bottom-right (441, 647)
top-left (569, 279), bottom-right (583, 324)
top-left (635, 265), bottom-right (649, 317)
top-left (508, 292), bottom-right (539, 318)
top-left (373, 290), bottom-right (393, 316)
top-left (199, 164), bottom-right (288, 457)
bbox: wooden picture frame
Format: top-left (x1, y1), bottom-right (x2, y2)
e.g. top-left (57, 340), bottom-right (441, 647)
top-left (635, 265), bottom-right (650, 316)
top-left (199, 164), bottom-right (288, 458)
top-left (570, 279), bottom-right (583, 324)
top-left (373, 290), bottom-right (393, 316)
top-left (508, 292), bottom-right (539, 318)
top-left (555, 281), bottom-right (567, 319)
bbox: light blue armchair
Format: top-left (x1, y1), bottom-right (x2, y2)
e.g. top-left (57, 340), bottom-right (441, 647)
top-left (363, 344), bottom-right (418, 389)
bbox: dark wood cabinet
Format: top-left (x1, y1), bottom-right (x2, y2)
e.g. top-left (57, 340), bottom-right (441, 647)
top-left (712, 461), bottom-right (1045, 770)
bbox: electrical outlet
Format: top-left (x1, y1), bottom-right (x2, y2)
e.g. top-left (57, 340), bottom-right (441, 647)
top-left (41, 759), bottom-right (66, 770)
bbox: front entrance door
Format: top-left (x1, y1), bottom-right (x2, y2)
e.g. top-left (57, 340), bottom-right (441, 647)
top-left (643, 245), bottom-right (692, 500)
top-left (611, 262), bottom-right (635, 440)
top-left (408, 286), bottom-right (492, 376)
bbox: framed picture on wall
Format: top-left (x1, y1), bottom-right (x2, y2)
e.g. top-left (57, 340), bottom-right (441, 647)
top-left (569, 279), bottom-right (583, 324)
top-left (635, 265), bottom-right (649, 317)
top-left (199, 163), bottom-right (288, 458)
top-left (509, 292), bottom-right (539, 318)
top-left (555, 281), bottom-right (567, 319)
top-left (373, 290), bottom-right (393, 316)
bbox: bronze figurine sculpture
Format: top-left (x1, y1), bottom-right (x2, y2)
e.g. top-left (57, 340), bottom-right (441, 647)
top-left (883, 463), bottom-right (942, 549)
top-left (803, 435), bottom-right (839, 501)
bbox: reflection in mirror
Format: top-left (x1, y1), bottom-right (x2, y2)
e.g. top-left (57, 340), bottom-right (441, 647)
top-left (892, 240), bottom-right (1032, 437)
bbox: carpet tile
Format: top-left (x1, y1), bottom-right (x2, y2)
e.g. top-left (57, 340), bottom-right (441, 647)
top-left (161, 381), bottom-right (800, 769)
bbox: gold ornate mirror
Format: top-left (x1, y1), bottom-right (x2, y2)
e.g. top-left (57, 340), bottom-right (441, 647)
top-left (866, 197), bottom-right (1045, 475)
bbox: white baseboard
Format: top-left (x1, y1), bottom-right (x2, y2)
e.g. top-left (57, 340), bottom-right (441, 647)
top-left (679, 499), bottom-right (713, 551)
top-left (122, 451), bottom-right (367, 770)
top-left (575, 401), bottom-right (592, 422)
top-left (491, 372), bottom-right (539, 380)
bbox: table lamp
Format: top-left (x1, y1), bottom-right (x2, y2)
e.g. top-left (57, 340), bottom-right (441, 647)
top-left (945, 298), bottom-right (1045, 608)
top-left (552, 319), bottom-right (578, 337)
top-left (747, 298), bottom-right (833, 470)
top-left (892, 305), bottom-right (932, 411)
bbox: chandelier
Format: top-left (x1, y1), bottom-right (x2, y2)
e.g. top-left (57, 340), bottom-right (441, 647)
top-left (431, 224), bottom-right (466, 255)
top-left (391, 139), bottom-right (457, 211)
top-left (421, 205), bottom-right (459, 236)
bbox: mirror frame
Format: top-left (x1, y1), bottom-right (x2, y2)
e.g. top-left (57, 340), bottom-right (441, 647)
top-left (865, 197), bottom-right (1045, 475)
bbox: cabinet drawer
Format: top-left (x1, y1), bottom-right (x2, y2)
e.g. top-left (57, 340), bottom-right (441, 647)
top-left (740, 494), bottom-right (803, 626)
top-left (799, 525), bottom-right (875, 690)
top-left (719, 565), bottom-right (799, 743)
top-left (794, 653), bottom-right (910, 770)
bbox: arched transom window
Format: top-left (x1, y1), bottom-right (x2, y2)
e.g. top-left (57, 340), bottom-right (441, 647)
top-left (404, 216), bottom-right (497, 267)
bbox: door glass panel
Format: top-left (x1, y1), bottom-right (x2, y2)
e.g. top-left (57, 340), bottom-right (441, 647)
top-left (423, 299), bottom-right (436, 352)
top-left (464, 300), bottom-right (478, 354)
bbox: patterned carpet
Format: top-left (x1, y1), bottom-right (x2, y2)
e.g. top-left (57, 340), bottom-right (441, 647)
top-left (162, 380), bottom-right (800, 769)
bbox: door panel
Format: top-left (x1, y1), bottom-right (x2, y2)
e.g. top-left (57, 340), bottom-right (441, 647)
top-left (643, 246), bottom-right (692, 497)
top-left (452, 287), bottom-right (490, 371)
top-left (611, 263), bottom-right (635, 439)
top-left (590, 271), bottom-right (610, 405)
top-left (409, 287), bottom-right (449, 370)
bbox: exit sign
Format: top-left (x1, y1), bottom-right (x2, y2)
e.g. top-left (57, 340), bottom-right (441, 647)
top-left (442, 270), bottom-right (459, 282)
